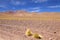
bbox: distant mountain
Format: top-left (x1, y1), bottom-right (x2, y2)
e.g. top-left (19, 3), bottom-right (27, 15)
top-left (0, 10), bottom-right (60, 17)
top-left (0, 10), bottom-right (60, 20)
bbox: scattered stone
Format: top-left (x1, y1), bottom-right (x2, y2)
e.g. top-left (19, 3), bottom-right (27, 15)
top-left (54, 32), bottom-right (56, 34)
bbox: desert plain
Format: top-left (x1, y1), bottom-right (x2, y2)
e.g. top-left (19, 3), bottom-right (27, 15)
top-left (0, 11), bottom-right (60, 40)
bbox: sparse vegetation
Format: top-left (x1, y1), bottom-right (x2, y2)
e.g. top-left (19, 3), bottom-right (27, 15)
top-left (25, 29), bottom-right (32, 36)
top-left (25, 28), bottom-right (43, 39)
top-left (32, 33), bottom-right (42, 39)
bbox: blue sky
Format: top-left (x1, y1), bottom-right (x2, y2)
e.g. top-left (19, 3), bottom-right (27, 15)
top-left (0, 0), bottom-right (60, 12)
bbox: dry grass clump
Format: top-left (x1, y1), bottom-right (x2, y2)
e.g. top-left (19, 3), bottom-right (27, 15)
top-left (25, 29), bottom-right (32, 36)
top-left (32, 33), bottom-right (42, 39)
top-left (25, 29), bottom-right (43, 39)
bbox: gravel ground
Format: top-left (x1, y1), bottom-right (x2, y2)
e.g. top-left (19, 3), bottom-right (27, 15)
top-left (0, 20), bottom-right (60, 40)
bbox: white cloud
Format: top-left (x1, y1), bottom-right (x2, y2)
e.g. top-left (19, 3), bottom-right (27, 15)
top-left (21, 7), bottom-right (41, 12)
top-left (11, 0), bottom-right (26, 5)
top-left (0, 5), bottom-right (4, 8)
top-left (32, 0), bottom-right (48, 3)
top-left (48, 5), bottom-right (60, 8)
top-left (30, 9), bottom-right (40, 12)
top-left (0, 5), bottom-right (6, 8)
top-left (28, 7), bottom-right (40, 10)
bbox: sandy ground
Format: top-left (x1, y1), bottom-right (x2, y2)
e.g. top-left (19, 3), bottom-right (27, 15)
top-left (0, 11), bottom-right (60, 40)
top-left (0, 19), bottom-right (60, 40)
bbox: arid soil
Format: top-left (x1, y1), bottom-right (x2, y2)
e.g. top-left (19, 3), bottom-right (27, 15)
top-left (0, 20), bottom-right (60, 40)
top-left (0, 11), bottom-right (60, 40)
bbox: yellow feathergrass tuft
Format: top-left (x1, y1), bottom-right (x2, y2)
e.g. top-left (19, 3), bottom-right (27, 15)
top-left (32, 33), bottom-right (42, 39)
top-left (25, 29), bottom-right (32, 36)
